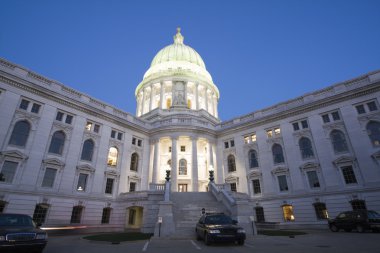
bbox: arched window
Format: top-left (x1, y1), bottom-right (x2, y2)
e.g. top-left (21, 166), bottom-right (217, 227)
top-left (248, 150), bottom-right (259, 168)
top-left (81, 139), bottom-right (94, 161)
top-left (367, 121), bottom-right (380, 146)
top-left (48, 131), bottom-right (65, 155)
top-left (330, 130), bottom-right (349, 153)
top-left (130, 153), bottom-right (139, 171)
top-left (299, 137), bottom-right (314, 159)
top-left (227, 154), bottom-right (236, 172)
top-left (272, 144), bottom-right (285, 164)
top-left (9, 120), bottom-right (30, 147)
top-left (179, 159), bottom-right (187, 175)
top-left (107, 147), bottom-right (118, 166)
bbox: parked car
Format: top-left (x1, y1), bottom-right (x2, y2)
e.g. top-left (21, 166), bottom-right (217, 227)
top-left (328, 210), bottom-right (380, 233)
top-left (0, 213), bottom-right (48, 253)
top-left (195, 213), bottom-right (246, 245)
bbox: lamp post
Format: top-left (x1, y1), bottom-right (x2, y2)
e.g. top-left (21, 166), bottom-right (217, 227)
top-left (208, 165), bottom-right (214, 182)
top-left (165, 165), bottom-right (171, 182)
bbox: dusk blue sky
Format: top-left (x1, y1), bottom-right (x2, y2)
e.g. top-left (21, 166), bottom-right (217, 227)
top-left (1, 0), bottom-right (380, 120)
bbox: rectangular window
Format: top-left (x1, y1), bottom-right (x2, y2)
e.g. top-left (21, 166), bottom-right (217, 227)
top-left (169, 146), bottom-right (172, 153)
top-left (117, 132), bottom-right (123, 140)
top-left (274, 128), bottom-right (281, 136)
top-left (1, 161), bottom-right (18, 183)
top-left (367, 101), bottom-right (378, 111)
top-left (278, 175), bottom-right (288, 192)
top-left (19, 99), bottom-right (29, 110)
top-left (70, 206), bottom-right (83, 223)
top-left (129, 182), bottom-right (136, 192)
top-left (41, 168), bottom-right (57, 188)
top-left (322, 114), bottom-right (330, 123)
top-left (128, 209), bottom-right (136, 225)
top-left (255, 207), bottom-right (265, 222)
top-left (33, 204), bottom-right (48, 224)
top-left (301, 120), bottom-right (308, 129)
top-left (244, 136), bottom-right (249, 144)
top-left (332, 111), bottom-right (340, 121)
top-left (266, 130), bottom-right (273, 138)
top-left (31, 103), bottom-right (41, 113)
top-left (101, 208), bottom-right (111, 224)
top-left (314, 203), bottom-right (329, 219)
top-left (180, 146), bottom-right (186, 152)
top-left (230, 140), bottom-right (235, 147)
top-left (292, 122), bottom-right (300, 131)
top-left (356, 105), bottom-right (366, 114)
top-left (342, 166), bottom-right (357, 184)
top-left (252, 179), bottom-right (261, 194)
top-left (251, 134), bottom-right (257, 142)
top-left (105, 178), bottom-right (114, 194)
top-left (77, 173), bottom-right (88, 191)
top-left (132, 137), bottom-right (136, 145)
top-left (282, 205), bottom-right (295, 221)
top-left (85, 122), bottom-right (92, 131)
top-left (224, 142), bottom-right (229, 149)
top-left (306, 171), bottom-right (320, 188)
top-left (56, 111), bottom-right (64, 121)
top-left (230, 183), bottom-right (237, 192)
top-left (111, 130), bottom-right (116, 138)
top-left (94, 124), bottom-right (100, 133)
top-left (65, 115), bottom-right (73, 124)
top-left (137, 139), bottom-right (142, 146)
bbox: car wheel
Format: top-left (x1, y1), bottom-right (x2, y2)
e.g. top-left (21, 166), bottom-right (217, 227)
top-left (237, 239), bottom-right (245, 245)
top-left (204, 233), bottom-right (211, 246)
top-left (329, 224), bottom-right (339, 232)
top-left (344, 229), bottom-right (352, 232)
top-left (356, 225), bottom-right (365, 233)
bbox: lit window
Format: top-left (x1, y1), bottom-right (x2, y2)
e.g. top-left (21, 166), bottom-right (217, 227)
top-left (282, 205), bottom-right (295, 221)
top-left (251, 134), bottom-right (257, 142)
top-left (85, 122), bottom-right (92, 131)
top-left (266, 130), bottom-right (273, 138)
top-left (274, 128), bottom-right (281, 136)
top-left (244, 136), bottom-right (250, 144)
top-left (166, 98), bottom-right (171, 108)
top-left (313, 202), bottom-right (328, 219)
top-left (107, 147), bottom-right (118, 166)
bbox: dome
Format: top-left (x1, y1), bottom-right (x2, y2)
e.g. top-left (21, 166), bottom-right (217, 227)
top-left (150, 28), bottom-right (206, 69)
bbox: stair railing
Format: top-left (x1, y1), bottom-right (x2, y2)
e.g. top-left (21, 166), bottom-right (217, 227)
top-left (209, 182), bottom-right (236, 214)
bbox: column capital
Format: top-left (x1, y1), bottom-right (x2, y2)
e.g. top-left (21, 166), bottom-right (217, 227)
top-left (149, 138), bottom-right (160, 145)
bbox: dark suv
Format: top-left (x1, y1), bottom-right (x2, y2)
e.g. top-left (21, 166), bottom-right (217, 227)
top-left (0, 213), bottom-right (48, 253)
top-left (195, 213), bottom-right (246, 245)
top-left (328, 210), bottom-right (380, 233)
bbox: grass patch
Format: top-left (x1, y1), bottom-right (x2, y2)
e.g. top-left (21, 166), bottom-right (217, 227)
top-left (83, 232), bottom-right (153, 242)
top-left (258, 230), bottom-right (307, 236)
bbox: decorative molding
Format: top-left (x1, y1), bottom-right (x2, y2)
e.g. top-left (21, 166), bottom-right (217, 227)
top-left (76, 164), bottom-right (95, 173)
top-left (271, 166), bottom-right (289, 175)
top-left (247, 169), bottom-right (262, 178)
top-left (332, 155), bottom-right (356, 167)
top-left (0, 150), bottom-right (28, 161)
top-left (299, 162), bottom-right (320, 171)
top-left (42, 158), bottom-right (65, 168)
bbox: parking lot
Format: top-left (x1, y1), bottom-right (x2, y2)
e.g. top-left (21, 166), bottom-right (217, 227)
top-left (43, 230), bottom-right (380, 253)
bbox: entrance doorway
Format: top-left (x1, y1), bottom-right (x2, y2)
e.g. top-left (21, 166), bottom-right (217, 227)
top-left (178, 184), bottom-right (188, 192)
top-left (126, 206), bottom-right (143, 230)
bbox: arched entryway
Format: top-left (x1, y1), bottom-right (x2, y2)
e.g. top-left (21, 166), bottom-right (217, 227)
top-left (126, 206), bottom-right (143, 230)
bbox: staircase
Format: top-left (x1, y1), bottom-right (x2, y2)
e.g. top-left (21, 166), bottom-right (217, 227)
top-left (171, 192), bottom-right (229, 238)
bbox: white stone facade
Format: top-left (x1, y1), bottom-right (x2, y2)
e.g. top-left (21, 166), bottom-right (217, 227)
top-left (1, 30), bottom-right (380, 232)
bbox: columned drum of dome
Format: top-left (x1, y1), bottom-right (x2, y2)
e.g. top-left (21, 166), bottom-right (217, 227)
top-left (135, 28), bottom-right (220, 118)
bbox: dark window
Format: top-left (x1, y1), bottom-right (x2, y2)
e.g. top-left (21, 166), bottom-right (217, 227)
top-left (230, 140), bottom-right (235, 147)
top-left (342, 166), bottom-right (357, 184)
top-left (169, 146), bottom-right (172, 153)
top-left (179, 159), bottom-right (187, 175)
top-left (367, 121), bottom-right (380, 146)
top-left (31, 103), bottom-right (41, 113)
top-left (19, 99), bottom-right (29, 110)
top-left (41, 168), bottom-right (57, 187)
top-left (332, 111), bottom-right (340, 121)
top-left (313, 202), bottom-right (328, 219)
top-left (306, 171), bottom-right (320, 188)
top-left (272, 144), bottom-right (285, 164)
top-left (81, 139), bottom-right (94, 161)
top-left (252, 179), bottom-right (261, 194)
top-left (248, 150), bottom-right (259, 168)
top-left (330, 130), bottom-right (349, 153)
top-left (48, 131), bottom-right (65, 155)
top-left (70, 206), bottom-right (83, 223)
top-left (33, 204), bottom-right (48, 224)
top-left (128, 208), bottom-right (136, 225)
top-left (137, 139), bottom-right (142, 147)
top-left (77, 173), bottom-right (88, 191)
top-left (0, 201), bottom-right (7, 213)
top-left (301, 120), bottom-right (308, 129)
top-left (129, 182), bottom-right (136, 192)
top-left (224, 142), bottom-right (229, 149)
top-left (56, 111), bottom-right (64, 121)
top-left (111, 130), bottom-right (116, 138)
top-left (227, 154), bottom-right (236, 172)
top-left (9, 120), bottom-right (30, 147)
top-left (299, 137), bottom-right (314, 159)
top-left (105, 178), bottom-right (114, 194)
top-left (278, 175), bottom-right (288, 191)
top-left (132, 137), bottom-right (136, 145)
top-left (356, 105), bottom-right (366, 114)
top-left (292, 122), bottom-right (300, 131)
top-left (180, 146), bottom-right (186, 152)
top-left (367, 101), bottom-right (378, 111)
top-left (65, 115), bottom-right (73, 124)
top-left (351, 200), bottom-right (367, 210)
top-left (101, 208), bottom-right (112, 224)
top-left (322, 114), bottom-right (330, 123)
top-left (230, 183), bottom-right (237, 192)
top-left (117, 132), bottom-right (122, 140)
top-left (130, 153), bottom-right (139, 172)
top-left (94, 124), bottom-right (100, 133)
top-left (1, 161), bottom-right (18, 183)
top-left (255, 207), bottom-right (265, 222)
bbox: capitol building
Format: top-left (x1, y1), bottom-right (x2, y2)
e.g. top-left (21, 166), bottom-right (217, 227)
top-left (1, 29), bottom-right (380, 235)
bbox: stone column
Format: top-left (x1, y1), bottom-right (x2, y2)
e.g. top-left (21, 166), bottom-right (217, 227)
top-left (141, 88), bottom-right (146, 115)
top-left (211, 92), bottom-right (215, 116)
top-left (214, 96), bottom-right (218, 118)
top-left (195, 83), bottom-right (199, 110)
top-left (160, 81), bottom-right (164, 109)
top-left (149, 85), bottom-right (154, 111)
top-left (184, 82), bottom-right (188, 108)
top-left (192, 136), bottom-right (199, 192)
top-left (171, 136), bottom-right (178, 191)
top-left (205, 88), bottom-right (209, 112)
top-left (136, 93), bottom-right (141, 116)
top-left (152, 139), bottom-right (160, 183)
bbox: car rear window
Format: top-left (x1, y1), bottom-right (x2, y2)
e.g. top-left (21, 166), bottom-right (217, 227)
top-left (367, 211), bottom-right (380, 219)
top-left (205, 215), bottom-right (233, 225)
top-left (0, 215), bottom-right (34, 226)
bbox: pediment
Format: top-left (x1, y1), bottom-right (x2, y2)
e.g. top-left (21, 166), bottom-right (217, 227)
top-left (299, 162), bottom-right (319, 171)
top-left (247, 170), bottom-right (262, 178)
top-left (332, 156), bottom-right (355, 166)
top-left (0, 150), bottom-right (28, 160)
top-left (42, 158), bottom-right (65, 167)
top-left (271, 166), bottom-right (289, 175)
top-left (76, 164), bottom-right (95, 173)
top-left (225, 175), bottom-right (238, 183)
top-left (128, 175), bottom-right (141, 181)
top-left (105, 170), bottom-right (119, 177)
